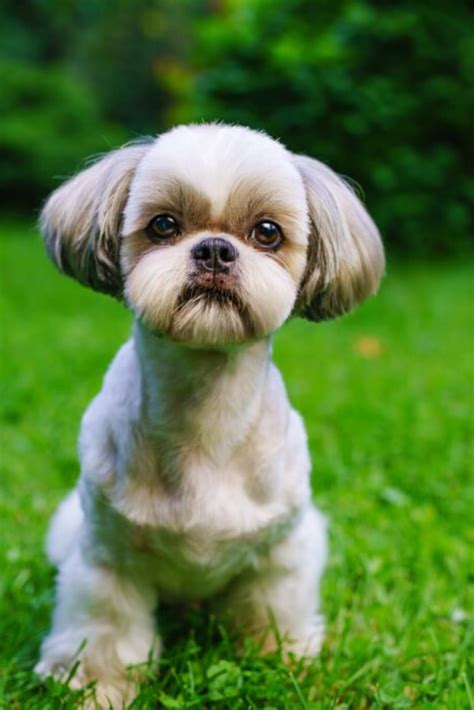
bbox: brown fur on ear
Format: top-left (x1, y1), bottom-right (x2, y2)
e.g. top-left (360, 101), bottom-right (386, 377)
top-left (40, 143), bottom-right (151, 296)
top-left (293, 155), bottom-right (385, 321)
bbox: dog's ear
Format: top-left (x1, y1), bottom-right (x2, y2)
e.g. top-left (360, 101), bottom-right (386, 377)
top-left (293, 154), bottom-right (385, 321)
top-left (40, 143), bottom-right (150, 296)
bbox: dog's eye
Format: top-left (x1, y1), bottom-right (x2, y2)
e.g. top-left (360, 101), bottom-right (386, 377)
top-left (250, 221), bottom-right (283, 249)
top-left (147, 214), bottom-right (180, 240)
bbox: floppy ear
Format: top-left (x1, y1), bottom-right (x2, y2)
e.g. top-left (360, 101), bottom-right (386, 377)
top-left (40, 143), bottom-right (150, 296)
top-left (293, 154), bottom-right (385, 321)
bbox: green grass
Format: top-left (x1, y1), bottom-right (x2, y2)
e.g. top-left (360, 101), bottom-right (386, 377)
top-left (0, 221), bottom-right (473, 708)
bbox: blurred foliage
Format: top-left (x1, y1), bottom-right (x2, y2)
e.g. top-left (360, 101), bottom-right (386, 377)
top-left (0, 61), bottom-right (126, 209)
top-left (1, 0), bottom-right (472, 254)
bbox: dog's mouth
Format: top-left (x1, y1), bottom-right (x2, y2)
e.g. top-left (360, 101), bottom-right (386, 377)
top-left (170, 274), bottom-right (257, 343)
top-left (175, 268), bottom-right (244, 310)
top-left (175, 282), bottom-right (245, 312)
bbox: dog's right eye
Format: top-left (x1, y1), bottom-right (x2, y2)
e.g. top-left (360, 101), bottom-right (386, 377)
top-left (146, 214), bottom-right (180, 240)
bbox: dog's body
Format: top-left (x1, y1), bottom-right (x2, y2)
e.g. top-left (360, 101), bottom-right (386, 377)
top-left (35, 124), bottom-right (384, 706)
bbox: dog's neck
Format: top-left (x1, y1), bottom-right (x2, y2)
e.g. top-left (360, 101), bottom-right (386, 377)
top-left (134, 322), bottom-right (271, 461)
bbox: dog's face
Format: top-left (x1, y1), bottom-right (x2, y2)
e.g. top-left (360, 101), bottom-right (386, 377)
top-left (121, 126), bottom-right (309, 344)
top-left (41, 124), bottom-right (384, 346)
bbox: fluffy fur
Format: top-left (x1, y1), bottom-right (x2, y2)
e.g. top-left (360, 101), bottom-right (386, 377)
top-left (36, 123), bottom-right (384, 707)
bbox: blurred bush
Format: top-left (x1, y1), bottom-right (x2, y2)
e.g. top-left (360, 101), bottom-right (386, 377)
top-left (0, 61), bottom-right (126, 209)
top-left (172, 0), bottom-right (473, 255)
top-left (1, 0), bottom-right (472, 255)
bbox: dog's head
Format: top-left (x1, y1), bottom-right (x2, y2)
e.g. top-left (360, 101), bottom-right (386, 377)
top-left (41, 124), bottom-right (384, 345)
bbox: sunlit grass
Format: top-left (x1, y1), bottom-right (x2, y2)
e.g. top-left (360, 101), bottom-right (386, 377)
top-left (0, 222), bottom-right (472, 708)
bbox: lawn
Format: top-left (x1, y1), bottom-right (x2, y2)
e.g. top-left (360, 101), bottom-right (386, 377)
top-left (0, 221), bottom-right (473, 708)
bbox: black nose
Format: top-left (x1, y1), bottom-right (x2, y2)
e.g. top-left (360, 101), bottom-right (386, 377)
top-left (191, 238), bottom-right (238, 272)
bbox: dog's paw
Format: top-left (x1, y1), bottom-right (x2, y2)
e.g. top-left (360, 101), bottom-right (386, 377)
top-left (258, 616), bottom-right (325, 660)
top-left (35, 656), bottom-right (77, 682)
top-left (86, 680), bottom-right (136, 709)
top-left (35, 657), bottom-right (137, 709)
top-left (285, 625), bottom-right (324, 658)
top-left (288, 615), bottom-right (325, 658)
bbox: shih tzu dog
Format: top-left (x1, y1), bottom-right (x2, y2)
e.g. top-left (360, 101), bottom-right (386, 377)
top-left (35, 123), bottom-right (384, 707)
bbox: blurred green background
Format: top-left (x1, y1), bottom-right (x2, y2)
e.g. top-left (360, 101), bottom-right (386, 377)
top-left (1, 0), bottom-right (473, 256)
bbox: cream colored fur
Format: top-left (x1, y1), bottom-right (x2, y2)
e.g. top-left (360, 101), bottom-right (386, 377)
top-left (36, 123), bottom-right (384, 707)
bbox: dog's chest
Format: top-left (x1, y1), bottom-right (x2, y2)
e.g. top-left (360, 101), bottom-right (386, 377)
top-left (129, 512), bottom-right (292, 601)
top-left (103, 447), bottom-right (295, 599)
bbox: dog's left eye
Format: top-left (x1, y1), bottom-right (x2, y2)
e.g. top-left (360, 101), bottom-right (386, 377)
top-left (147, 214), bottom-right (180, 240)
top-left (250, 221), bottom-right (283, 249)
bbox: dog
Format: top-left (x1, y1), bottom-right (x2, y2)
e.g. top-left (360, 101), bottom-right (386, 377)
top-left (35, 123), bottom-right (384, 707)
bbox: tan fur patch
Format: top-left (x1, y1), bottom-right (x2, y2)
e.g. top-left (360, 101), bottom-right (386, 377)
top-left (41, 143), bottom-right (151, 296)
top-left (293, 154), bottom-right (385, 321)
top-left (125, 178), bottom-right (212, 235)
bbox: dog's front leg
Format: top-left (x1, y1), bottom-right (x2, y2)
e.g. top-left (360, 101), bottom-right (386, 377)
top-left (220, 505), bottom-right (327, 658)
top-left (36, 544), bottom-right (159, 708)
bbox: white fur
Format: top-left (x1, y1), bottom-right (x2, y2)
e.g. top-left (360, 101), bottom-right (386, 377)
top-left (36, 123), bottom-right (384, 708)
top-left (124, 124), bottom-right (309, 234)
top-left (46, 489), bottom-right (82, 566)
top-left (125, 232), bottom-right (298, 341)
